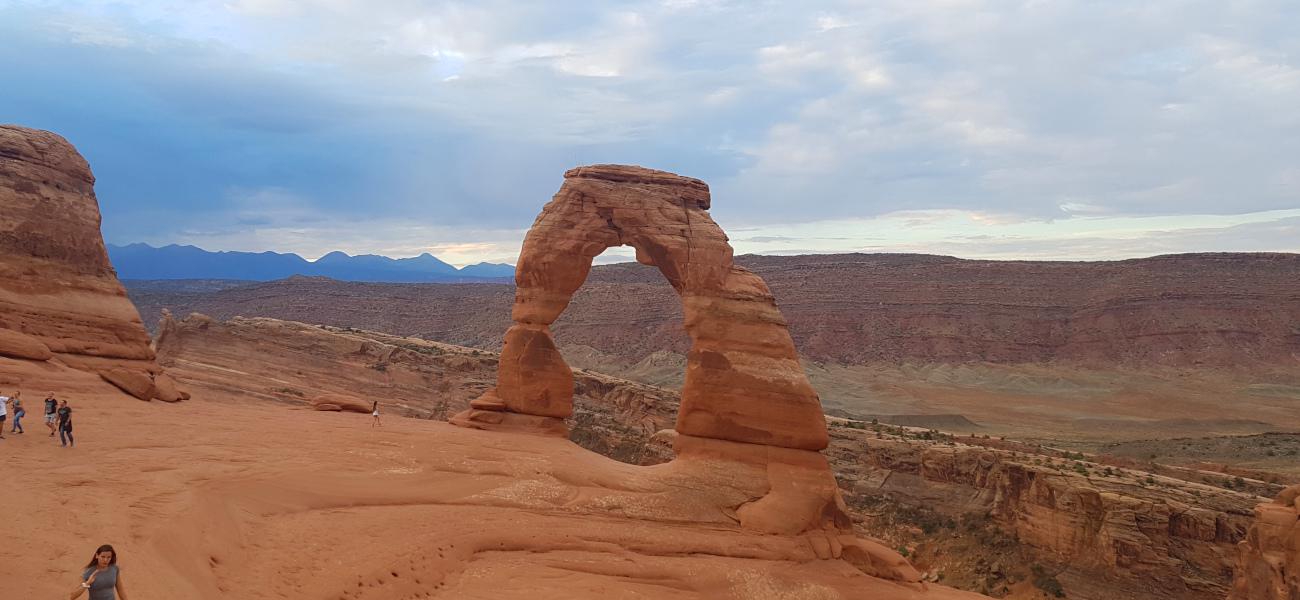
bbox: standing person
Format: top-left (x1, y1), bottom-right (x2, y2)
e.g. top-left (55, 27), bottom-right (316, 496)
top-left (0, 391), bottom-right (9, 440)
top-left (70, 544), bottom-right (128, 600)
top-left (45, 393), bottom-right (59, 436)
top-left (57, 399), bottom-right (74, 447)
top-left (10, 390), bottom-right (24, 433)
top-left (371, 400), bottom-right (381, 427)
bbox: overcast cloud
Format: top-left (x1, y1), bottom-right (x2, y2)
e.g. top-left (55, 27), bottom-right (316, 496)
top-left (1, 0), bottom-right (1296, 264)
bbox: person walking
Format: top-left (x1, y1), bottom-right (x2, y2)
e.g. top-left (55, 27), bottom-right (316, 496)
top-left (70, 544), bottom-right (129, 600)
top-left (57, 399), bottom-right (74, 447)
top-left (0, 391), bottom-right (10, 440)
top-left (371, 400), bottom-right (381, 427)
top-left (45, 393), bottom-right (59, 437)
top-left (10, 391), bottom-right (24, 433)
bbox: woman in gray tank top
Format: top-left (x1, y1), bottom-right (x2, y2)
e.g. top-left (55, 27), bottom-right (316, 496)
top-left (70, 544), bottom-right (128, 600)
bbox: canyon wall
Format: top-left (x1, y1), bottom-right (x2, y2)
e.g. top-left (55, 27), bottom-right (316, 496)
top-left (826, 427), bottom-right (1261, 600)
top-left (127, 252), bottom-right (1300, 370)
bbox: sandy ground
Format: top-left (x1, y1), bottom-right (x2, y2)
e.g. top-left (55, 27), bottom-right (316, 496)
top-left (0, 362), bottom-right (982, 599)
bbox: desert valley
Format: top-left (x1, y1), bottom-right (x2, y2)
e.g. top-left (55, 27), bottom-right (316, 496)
top-left (1, 121), bottom-right (1298, 600)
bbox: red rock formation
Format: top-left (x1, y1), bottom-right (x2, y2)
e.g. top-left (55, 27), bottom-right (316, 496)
top-left (451, 164), bottom-right (828, 452)
top-left (441, 165), bottom-right (924, 587)
top-left (0, 125), bottom-right (182, 401)
top-left (1231, 485), bottom-right (1300, 600)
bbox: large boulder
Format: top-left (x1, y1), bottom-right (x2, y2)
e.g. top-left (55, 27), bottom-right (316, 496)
top-left (151, 372), bottom-right (190, 403)
top-left (311, 393), bottom-right (371, 414)
top-left (0, 328), bottom-right (53, 361)
top-left (99, 368), bottom-right (157, 401)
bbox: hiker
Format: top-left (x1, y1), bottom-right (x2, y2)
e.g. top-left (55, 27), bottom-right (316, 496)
top-left (10, 391), bottom-right (24, 433)
top-left (45, 393), bottom-right (59, 436)
top-left (371, 400), bottom-right (381, 427)
top-left (57, 400), bottom-right (74, 447)
top-left (71, 544), bottom-right (128, 600)
top-left (0, 391), bottom-right (9, 440)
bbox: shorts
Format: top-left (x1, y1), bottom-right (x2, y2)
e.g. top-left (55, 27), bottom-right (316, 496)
top-left (0, 415), bottom-right (6, 423)
top-left (372, 411), bottom-right (380, 417)
top-left (45, 414), bottom-right (57, 424)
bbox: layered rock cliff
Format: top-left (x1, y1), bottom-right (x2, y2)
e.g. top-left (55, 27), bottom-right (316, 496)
top-left (127, 252), bottom-right (1300, 370)
top-left (827, 425), bottom-right (1263, 600)
top-left (0, 125), bottom-right (183, 401)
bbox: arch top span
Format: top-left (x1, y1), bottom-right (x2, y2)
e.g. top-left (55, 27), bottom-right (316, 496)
top-left (452, 164), bottom-right (829, 452)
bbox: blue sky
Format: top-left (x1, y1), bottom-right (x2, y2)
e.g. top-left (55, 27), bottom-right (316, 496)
top-left (2, 0), bottom-right (1297, 266)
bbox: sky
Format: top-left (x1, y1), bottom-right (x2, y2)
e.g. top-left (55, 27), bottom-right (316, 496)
top-left (2, 0), bottom-right (1297, 267)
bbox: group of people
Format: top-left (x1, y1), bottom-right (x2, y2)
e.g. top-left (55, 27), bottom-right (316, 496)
top-left (0, 390), bottom-right (75, 446)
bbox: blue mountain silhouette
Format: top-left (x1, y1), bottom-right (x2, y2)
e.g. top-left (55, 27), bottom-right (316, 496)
top-left (107, 243), bottom-right (514, 282)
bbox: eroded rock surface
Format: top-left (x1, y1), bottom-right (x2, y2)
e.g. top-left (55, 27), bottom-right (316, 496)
top-left (1231, 485), bottom-right (1300, 600)
top-left (0, 125), bottom-right (180, 401)
top-left (828, 426), bottom-right (1264, 599)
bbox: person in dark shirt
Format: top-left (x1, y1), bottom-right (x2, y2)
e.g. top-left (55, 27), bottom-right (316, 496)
top-left (44, 393), bottom-right (59, 436)
top-left (57, 400), bottom-right (74, 448)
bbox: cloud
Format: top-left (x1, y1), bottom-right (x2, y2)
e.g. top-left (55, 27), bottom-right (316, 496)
top-left (0, 0), bottom-right (1297, 265)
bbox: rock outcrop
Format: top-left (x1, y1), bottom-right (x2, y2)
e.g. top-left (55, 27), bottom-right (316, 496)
top-left (0, 125), bottom-right (182, 401)
top-left (1231, 485), bottom-right (1300, 600)
top-left (449, 165), bottom-right (912, 586)
top-left (450, 165), bottom-right (828, 452)
top-left (827, 426), bottom-right (1263, 600)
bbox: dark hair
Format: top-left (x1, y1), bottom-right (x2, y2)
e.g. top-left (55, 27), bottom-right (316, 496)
top-left (372, 401), bottom-right (378, 411)
top-left (85, 544), bottom-right (116, 568)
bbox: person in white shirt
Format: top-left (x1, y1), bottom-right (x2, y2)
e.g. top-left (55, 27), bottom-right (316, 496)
top-left (0, 392), bottom-right (9, 440)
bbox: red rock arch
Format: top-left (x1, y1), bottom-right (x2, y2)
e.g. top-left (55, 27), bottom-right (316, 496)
top-left (452, 164), bottom-right (828, 451)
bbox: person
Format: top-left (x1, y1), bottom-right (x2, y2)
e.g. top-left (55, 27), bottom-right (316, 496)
top-left (71, 544), bottom-right (128, 600)
top-left (0, 391), bottom-right (9, 440)
top-left (45, 393), bottom-right (59, 437)
top-left (371, 400), bottom-right (381, 427)
top-left (57, 400), bottom-right (74, 448)
top-left (10, 390), bottom-right (24, 433)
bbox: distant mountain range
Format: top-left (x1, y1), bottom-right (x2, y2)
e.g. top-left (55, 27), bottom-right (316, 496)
top-left (106, 243), bottom-right (514, 282)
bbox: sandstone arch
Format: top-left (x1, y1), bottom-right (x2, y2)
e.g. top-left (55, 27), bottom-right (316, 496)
top-left (451, 164), bottom-right (828, 451)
